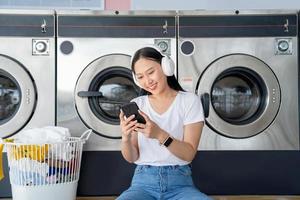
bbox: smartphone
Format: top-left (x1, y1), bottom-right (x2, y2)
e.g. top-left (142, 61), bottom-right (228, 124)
top-left (121, 102), bottom-right (146, 124)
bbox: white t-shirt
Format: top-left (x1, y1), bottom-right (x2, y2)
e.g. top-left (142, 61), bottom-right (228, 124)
top-left (132, 91), bottom-right (204, 166)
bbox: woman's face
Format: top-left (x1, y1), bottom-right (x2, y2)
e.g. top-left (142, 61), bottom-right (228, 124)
top-left (134, 57), bottom-right (167, 94)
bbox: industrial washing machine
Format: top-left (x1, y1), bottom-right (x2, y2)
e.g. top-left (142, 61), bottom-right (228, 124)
top-left (56, 10), bottom-right (177, 195)
top-left (0, 9), bottom-right (55, 138)
top-left (56, 10), bottom-right (176, 151)
top-left (0, 9), bottom-right (56, 197)
top-left (178, 10), bottom-right (299, 150)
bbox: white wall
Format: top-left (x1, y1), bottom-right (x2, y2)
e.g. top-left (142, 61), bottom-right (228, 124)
top-left (0, 0), bottom-right (104, 9)
top-left (132, 0), bottom-right (300, 10)
top-left (1, 0), bottom-right (300, 10)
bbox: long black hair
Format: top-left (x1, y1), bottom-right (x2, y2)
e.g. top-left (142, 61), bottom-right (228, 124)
top-left (131, 47), bottom-right (184, 95)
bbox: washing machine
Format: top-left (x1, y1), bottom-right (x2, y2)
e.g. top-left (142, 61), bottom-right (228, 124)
top-left (56, 10), bottom-right (177, 151)
top-left (0, 9), bottom-right (55, 197)
top-left (178, 10), bottom-right (299, 150)
top-left (0, 9), bottom-right (55, 138)
top-left (56, 10), bottom-right (176, 195)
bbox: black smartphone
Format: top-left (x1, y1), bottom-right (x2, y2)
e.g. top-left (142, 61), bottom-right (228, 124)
top-left (121, 102), bottom-right (146, 124)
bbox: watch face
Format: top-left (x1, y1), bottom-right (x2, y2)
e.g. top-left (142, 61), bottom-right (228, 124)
top-left (164, 136), bottom-right (173, 147)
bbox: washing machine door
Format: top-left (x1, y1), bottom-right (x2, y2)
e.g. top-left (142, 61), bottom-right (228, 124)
top-left (198, 54), bottom-right (280, 138)
top-left (75, 54), bottom-right (139, 138)
top-left (0, 55), bottom-right (36, 138)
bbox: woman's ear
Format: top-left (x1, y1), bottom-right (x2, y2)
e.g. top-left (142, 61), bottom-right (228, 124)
top-left (132, 72), bottom-right (141, 88)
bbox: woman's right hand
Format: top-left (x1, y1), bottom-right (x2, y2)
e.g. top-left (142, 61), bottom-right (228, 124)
top-left (119, 110), bottom-right (138, 142)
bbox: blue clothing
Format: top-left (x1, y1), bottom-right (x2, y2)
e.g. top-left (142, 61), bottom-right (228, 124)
top-left (117, 165), bottom-right (212, 200)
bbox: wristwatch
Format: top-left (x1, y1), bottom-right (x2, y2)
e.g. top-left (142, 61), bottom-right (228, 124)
top-left (162, 136), bottom-right (173, 147)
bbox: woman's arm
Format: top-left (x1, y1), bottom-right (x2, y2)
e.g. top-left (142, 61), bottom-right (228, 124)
top-left (121, 132), bottom-right (139, 163)
top-left (137, 110), bottom-right (203, 162)
top-left (157, 122), bottom-right (203, 162)
top-left (119, 111), bottom-right (139, 163)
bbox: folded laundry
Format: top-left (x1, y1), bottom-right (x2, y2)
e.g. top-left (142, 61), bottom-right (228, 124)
top-left (9, 167), bottom-right (48, 186)
top-left (0, 143), bottom-right (3, 181)
top-left (14, 126), bottom-right (70, 144)
top-left (12, 144), bottom-right (49, 162)
top-left (1, 128), bottom-right (91, 188)
top-left (50, 143), bottom-right (75, 161)
top-left (9, 158), bottom-right (49, 178)
top-left (0, 138), bottom-right (13, 181)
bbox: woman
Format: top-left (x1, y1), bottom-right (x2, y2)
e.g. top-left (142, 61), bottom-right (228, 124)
top-left (118, 46), bottom-right (211, 200)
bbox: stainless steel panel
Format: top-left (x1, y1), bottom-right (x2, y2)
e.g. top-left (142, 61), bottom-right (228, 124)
top-left (56, 10), bottom-right (177, 16)
top-left (177, 10), bottom-right (298, 16)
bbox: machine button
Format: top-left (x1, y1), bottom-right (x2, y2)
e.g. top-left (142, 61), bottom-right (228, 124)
top-left (278, 40), bottom-right (289, 52)
top-left (154, 39), bottom-right (171, 55)
top-left (181, 40), bottom-right (194, 56)
top-left (157, 41), bottom-right (168, 53)
top-left (275, 38), bottom-right (292, 55)
top-left (60, 41), bottom-right (74, 55)
top-left (32, 39), bottom-right (49, 55)
top-left (35, 41), bottom-right (47, 52)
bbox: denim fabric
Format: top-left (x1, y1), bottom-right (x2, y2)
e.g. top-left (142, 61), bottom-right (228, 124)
top-left (117, 165), bottom-right (212, 200)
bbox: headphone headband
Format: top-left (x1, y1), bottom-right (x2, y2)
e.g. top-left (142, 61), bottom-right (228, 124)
top-left (131, 45), bottom-right (175, 88)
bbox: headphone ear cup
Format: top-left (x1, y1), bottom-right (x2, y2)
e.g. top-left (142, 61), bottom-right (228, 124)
top-left (161, 56), bottom-right (175, 76)
top-left (132, 72), bottom-right (141, 88)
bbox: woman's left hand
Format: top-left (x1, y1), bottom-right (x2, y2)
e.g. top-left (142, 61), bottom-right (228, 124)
top-left (134, 110), bottom-right (163, 140)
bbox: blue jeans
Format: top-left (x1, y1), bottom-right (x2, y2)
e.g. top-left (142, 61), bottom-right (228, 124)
top-left (117, 165), bottom-right (212, 200)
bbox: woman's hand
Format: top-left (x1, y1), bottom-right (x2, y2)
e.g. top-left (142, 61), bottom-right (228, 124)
top-left (119, 110), bottom-right (138, 142)
top-left (119, 110), bottom-right (140, 163)
top-left (135, 110), bottom-right (167, 142)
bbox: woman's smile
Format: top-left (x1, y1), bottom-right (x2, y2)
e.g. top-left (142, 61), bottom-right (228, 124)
top-left (147, 82), bottom-right (157, 91)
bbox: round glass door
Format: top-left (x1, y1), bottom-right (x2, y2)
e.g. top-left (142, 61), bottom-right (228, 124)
top-left (88, 67), bottom-right (139, 125)
top-left (75, 54), bottom-right (138, 138)
top-left (0, 70), bottom-right (21, 125)
top-left (211, 67), bottom-right (266, 125)
top-left (198, 54), bottom-right (280, 138)
top-left (0, 55), bottom-right (36, 138)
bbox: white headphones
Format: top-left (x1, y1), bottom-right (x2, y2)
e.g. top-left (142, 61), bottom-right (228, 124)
top-left (131, 45), bottom-right (175, 88)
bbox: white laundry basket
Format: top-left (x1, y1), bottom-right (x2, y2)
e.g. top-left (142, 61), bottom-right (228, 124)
top-left (4, 129), bottom-right (92, 200)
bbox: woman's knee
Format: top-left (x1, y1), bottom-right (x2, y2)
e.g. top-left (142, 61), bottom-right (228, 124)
top-left (117, 188), bottom-right (155, 200)
top-left (176, 187), bottom-right (212, 200)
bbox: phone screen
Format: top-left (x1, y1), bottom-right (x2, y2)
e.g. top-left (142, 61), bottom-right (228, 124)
top-left (121, 102), bottom-right (146, 124)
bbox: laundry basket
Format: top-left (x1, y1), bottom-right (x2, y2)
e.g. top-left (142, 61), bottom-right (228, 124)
top-left (4, 129), bottom-right (92, 200)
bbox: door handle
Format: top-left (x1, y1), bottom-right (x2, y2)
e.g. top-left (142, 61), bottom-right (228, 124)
top-left (201, 93), bottom-right (210, 118)
top-left (77, 91), bottom-right (103, 97)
